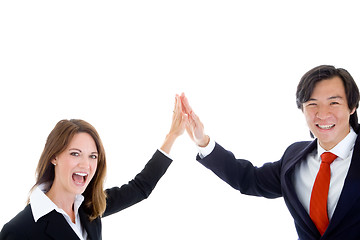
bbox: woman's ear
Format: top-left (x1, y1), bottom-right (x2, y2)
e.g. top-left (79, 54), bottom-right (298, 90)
top-left (51, 158), bottom-right (57, 166)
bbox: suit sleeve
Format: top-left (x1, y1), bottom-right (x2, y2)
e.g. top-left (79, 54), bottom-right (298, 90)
top-left (102, 150), bottom-right (172, 217)
top-left (197, 142), bottom-right (282, 199)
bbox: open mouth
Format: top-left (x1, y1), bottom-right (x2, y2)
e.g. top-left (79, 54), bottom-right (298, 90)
top-left (316, 124), bottom-right (335, 130)
top-left (72, 172), bottom-right (88, 185)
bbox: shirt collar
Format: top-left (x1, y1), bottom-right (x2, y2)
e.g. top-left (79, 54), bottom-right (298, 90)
top-left (317, 128), bottom-right (358, 161)
top-left (30, 182), bottom-right (84, 222)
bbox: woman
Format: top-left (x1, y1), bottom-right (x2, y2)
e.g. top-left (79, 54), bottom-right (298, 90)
top-left (0, 95), bottom-right (187, 240)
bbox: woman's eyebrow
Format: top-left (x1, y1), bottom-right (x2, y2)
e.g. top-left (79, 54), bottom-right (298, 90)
top-left (69, 148), bottom-right (82, 152)
top-left (69, 148), bottom-right (98, 154)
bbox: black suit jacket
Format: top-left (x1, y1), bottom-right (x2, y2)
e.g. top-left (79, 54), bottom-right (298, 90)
top-left (197, 136), bottom-right (360, 239)
top-left (0, 150), bottom-right (172, 240)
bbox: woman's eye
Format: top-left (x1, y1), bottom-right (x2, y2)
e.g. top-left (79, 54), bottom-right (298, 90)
top-left (90, 155), bottom-right (98, 160)
top-left (70, 152), bottom-right (80, 157)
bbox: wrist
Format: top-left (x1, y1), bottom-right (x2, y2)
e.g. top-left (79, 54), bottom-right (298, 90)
top-left (197, 135), bottom-right (210, 148)
top-left (160, 133), bottom-right (178, 155)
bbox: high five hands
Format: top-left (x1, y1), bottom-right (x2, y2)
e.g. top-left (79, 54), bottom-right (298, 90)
top-left (180, 93), bottom-right (210, 148)
top-left (160, 93), bottom-right (210, 154)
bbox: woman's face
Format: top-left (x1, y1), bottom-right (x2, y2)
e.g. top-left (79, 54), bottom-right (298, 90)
top-left (52, 132), bottom-right (98, 196)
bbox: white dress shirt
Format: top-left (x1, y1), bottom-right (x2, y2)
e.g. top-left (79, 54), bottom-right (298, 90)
top-left (158, 148), bottom-right (172, 159)
top-left (198, 129), bottom-right (357, 221)
top-left (293, 128), bottom-right (357, 220)
top-left (30, 182), bottom-right (88, 240)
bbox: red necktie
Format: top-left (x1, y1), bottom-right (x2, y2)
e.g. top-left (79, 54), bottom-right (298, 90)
top-left (309, 152), bottom-right (337, 235)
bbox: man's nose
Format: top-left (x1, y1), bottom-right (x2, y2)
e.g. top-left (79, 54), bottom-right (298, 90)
top-left (316, 105), bottom-right (331, 119)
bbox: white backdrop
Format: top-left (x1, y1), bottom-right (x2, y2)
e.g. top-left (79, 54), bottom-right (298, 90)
top-left (1, 1), bottom-right (360, 239)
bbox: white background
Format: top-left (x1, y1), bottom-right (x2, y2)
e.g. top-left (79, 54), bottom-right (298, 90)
top-left (1, 1), bottom-right (360, 239)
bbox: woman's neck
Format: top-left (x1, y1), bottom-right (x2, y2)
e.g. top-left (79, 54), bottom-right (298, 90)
top-left (46, 184), bottom-right (76, 223)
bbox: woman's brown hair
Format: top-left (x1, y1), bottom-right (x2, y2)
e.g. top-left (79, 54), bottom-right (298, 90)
top-left (29, 119), bottom-right (107, 221)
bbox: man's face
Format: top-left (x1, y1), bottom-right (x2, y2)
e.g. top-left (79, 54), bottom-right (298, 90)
top-left (302, 76), bottom-right (355, 150)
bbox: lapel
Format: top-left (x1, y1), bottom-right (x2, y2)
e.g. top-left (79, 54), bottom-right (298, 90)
top-left (282, 140), bottom-right (320, 237)
top-left (324, 134), bottom-right (360, 237)
top-left (40, 210), bottom-right (80, 240)
top-left (79, 206), bottom-right (102, 240)
top-left (38, 206), bottom-right (101, 240)
top-left (282, 134), bottom-right (360, 238)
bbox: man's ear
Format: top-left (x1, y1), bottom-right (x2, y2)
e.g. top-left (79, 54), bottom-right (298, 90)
top-left (350, 108), bottom-right (356, 115)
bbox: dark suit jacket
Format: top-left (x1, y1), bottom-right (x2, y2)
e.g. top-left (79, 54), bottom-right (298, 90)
top-left (0, 150), bottom-right (172, 240)
top-left (197, 136), bottom-right (360, 240)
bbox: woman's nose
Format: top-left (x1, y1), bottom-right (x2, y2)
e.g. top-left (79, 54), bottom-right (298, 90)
top-left (78, 156), bottom-right (90, 169)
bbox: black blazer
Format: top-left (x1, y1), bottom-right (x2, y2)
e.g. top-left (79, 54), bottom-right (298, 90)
top-left (0, 150), bottom-right (172, 240)
top-left (197, 136), bottom-right (360, 240)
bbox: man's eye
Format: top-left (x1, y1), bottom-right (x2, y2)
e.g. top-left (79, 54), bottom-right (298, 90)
top-left (330, 102), bottom-right (339, 105)
top-left (70, 152), bottom-right (80, 157)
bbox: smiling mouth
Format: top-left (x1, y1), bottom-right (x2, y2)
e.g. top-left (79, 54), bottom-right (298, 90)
top-left (72, 172), bottom-right (88, 185)
top-left (316, 124), bottom-right (335, 130)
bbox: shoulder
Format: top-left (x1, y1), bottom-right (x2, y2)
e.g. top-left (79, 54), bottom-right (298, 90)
top-left (285, 141), bottom-right (314, 153)
top-left (280, 140), bottom-right (316, 162)
top-left (0, 205), bottom-right (34, 239)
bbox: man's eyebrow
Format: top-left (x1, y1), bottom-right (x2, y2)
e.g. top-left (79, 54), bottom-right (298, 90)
top-left (328, 95), bottom-right (343, 100)
top-left (307, 96), bottom-right (343, 102)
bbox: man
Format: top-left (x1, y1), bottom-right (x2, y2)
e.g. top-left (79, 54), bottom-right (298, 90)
top-left (181, 65), bottom-right (360, 239)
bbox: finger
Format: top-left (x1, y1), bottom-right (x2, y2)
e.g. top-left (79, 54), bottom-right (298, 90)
top-left (173, 94), bottom-right (179, 111)
top-left (176, 95), bottom-right (182, 112)
top-left (189, 112), bottom-right (200, 127)
top-left (173, 94), bottom-right (182, 116)
top-left (187, 111), bottom-right (196, 125)
top-left (175, 96), bottom-right (183, 119)
top-left (180, 93), bottom-right (193, 114)
top-left (190, 111), bottom-right (200, 125)
top-left (185, 122), bottom-right (195, 141)
top-left (182, 113), bottom-right (188, 126)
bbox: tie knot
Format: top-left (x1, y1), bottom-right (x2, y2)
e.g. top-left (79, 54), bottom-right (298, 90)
top-left (321, 152), bottom-right (337, 164)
